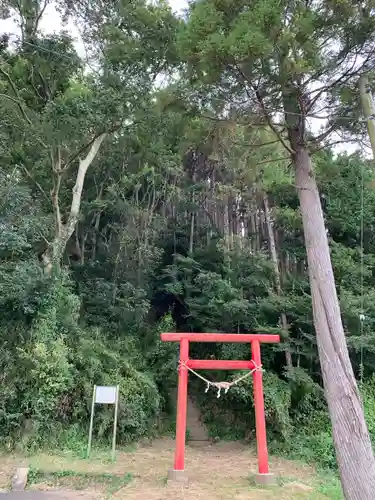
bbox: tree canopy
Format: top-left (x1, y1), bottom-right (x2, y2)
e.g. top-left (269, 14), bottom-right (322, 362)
top-left (1, 1), bottom-right (375, 497)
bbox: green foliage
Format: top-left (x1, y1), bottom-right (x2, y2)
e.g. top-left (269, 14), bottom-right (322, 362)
top-left (361, 377), bottom-right (375, 444)
top-left (277, 411), bottom-right (337, 470)
top-left (193, 369), bottom-right (294, 442)
top-left (0, 278), bottom-right (162, 449)
top-left (272, 378), bottom-right (375, 471)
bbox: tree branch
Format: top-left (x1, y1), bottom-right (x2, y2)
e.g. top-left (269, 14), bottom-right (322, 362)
top-left (252, 85), bottom-right (294, 154)
top-left (43, 133), bottom-right (107, 269)
top-left (202, 113), bottom-right (265, 127)
top-left (0, 68), bottom-right (47, 148)
top-left (51, 147), bottom-right (63, 236)
top-left (310, 123), bottom-right (339, 145)
top-left (227, 136), bottom-right (283, 148)
top-left (310, 138), bottom-right (359, 154)
top-left (65, 133), bottom-right (107, 232)
top-left (256, 156), bottom-right (290, 166)
top-left (64, 122), bottom-right (121, 171)
top-left (34, 0), bottom-right (50, 35)
top-left (53, 174), bottom-right (63, 237)
top-left (232, 63), bottom-right (294, 154)
top-left (20, 165), bottom-right (50, 202)
top-left (0, 92), bottom-right (32, 126)
top-left (308, 50), bottom-right (374, 108)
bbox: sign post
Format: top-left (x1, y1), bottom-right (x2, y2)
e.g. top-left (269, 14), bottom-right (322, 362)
top-left (87, 385), bottom-right (120, 461)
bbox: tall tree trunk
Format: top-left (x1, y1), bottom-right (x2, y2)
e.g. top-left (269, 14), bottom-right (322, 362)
top-left (223, 195), bottom-right (230, 251)
top-left (359, 74), bottom-right (375, 159)
top-left (188, 172), bottom-right (196, 255)
top-left (253, 210), bottom-right (260, 251)
top-left (91, 211), bottom-right (101, 261)
top-left (189, 202), bottom-right (195, 255)
top-left (294, 145), bottom-right (375, 499)
top-left (17, 0), bottom-right (50, 43)
top-left (263, 192), bottom-right (293, 369)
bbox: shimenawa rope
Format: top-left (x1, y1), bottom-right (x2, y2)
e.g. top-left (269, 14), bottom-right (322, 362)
top-left (178, 361), bottom-right (263, 398)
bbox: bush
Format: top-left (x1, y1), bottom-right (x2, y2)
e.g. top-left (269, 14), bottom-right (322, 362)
top-left (0, 336), bottom-right (73, 448)
top-left (0, 274), bottom-right (163, 450)
top-left (279, 378), bottom-right (375, 471)
top-left (54, 333), bottom-right (161, 445)
top-left (145, 313), bottom-right (179, 412)
top-left (195, 370), bottom-right (293, 441)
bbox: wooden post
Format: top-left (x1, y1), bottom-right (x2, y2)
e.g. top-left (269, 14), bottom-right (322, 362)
top-left (111, 385), bottom-right (120, 462)
top-left (87, 385), bottom-right (96, 459)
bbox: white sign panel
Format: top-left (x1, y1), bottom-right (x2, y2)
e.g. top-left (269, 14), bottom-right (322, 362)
top-left (95, 385), bottom-right (117, 404)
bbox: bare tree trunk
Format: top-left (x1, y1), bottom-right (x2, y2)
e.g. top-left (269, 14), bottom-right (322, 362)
top-left (359, 74), bottom-right (375, 159)
top-left (295, 145), bottom-right (375, 500)
top-left (91, 211), bottom-right (101, 261)
top-left (44, 133), bottom-right (107, 273)
top-left (249, 209), bottom-right (257, 251)
top-left (91, 183), bottom-right (104, 261)
top-left (16, 0), bottom-right (50, 43)
top-left (188, 173), bottom-right (196, 255)
top-left (79, 231), bottom-right (87, 265)
top-left (189, 202), bottom-right (195, 255)
top-left (255, 209), bottom-right (261, 250)
top-left (263, 192), bottom-right (293, 369)
top-left (223, 196), bottom-right (230, 251)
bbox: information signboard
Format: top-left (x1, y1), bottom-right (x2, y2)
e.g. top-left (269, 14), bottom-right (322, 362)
top-left (87, 385), bottom-right (119, 461)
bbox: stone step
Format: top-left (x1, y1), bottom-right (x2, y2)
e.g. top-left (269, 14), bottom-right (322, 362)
top-left (187, 440), bottom-right (211, 448)
top-left (186, 397), bottom-right (209, 442)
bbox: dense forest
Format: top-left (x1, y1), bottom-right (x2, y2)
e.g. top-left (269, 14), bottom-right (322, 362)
top-left (1, 0), bottom-right (375, 497)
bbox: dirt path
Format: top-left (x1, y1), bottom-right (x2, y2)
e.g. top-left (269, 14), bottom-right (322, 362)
top-left (0, 439), bottom-right (340, 500)
top-left (186, 397), bottom-right (210, 443)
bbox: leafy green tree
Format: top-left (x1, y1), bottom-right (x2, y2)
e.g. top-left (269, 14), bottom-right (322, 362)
top-left (3, 2), bottom-right (375, 488)
top-left (180, 1), bottom-right (375, 496)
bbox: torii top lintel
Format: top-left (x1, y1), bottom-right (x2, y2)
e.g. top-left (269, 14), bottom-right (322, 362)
top-left (160, 333), bottom-right (280, 343)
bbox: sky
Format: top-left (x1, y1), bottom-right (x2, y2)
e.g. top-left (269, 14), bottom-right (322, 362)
top-left (0, 1), bottom-right (189, 58)
top-left (0, 0), bottom-right (362, 155)
top-left (169, 0), bottom-right (189, 13)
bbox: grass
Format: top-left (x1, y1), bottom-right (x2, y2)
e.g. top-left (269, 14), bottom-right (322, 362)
top-left (315, 472), bottom-right (343, 500)
top-left (27, 467), bottom-right (133, 496)
top-left (0, 438), bottom-right (342, 499)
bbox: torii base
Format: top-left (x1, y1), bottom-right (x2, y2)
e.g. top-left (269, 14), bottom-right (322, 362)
top-left (254, 473), bottom-right (277, 486)
top-left (167, 469), bottom-right (189, 484)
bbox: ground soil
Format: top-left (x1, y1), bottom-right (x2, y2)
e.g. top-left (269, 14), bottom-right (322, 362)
top-left (0, 439), bottom-right (340, 500)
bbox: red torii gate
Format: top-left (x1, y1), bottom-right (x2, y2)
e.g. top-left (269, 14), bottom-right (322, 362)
top-left (161, 332), bottom-right (280, 485)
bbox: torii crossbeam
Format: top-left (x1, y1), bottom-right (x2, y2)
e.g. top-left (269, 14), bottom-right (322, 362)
top-left (161, 332), bottom-right (280, 485)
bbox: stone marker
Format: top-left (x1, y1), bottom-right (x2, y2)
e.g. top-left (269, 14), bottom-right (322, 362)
top-left (167, 469), bottom-right (189, 485)
top-left (11, 468), bottom-right (29, 492)
top-left (254, 473), bottom-right (277, 486)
